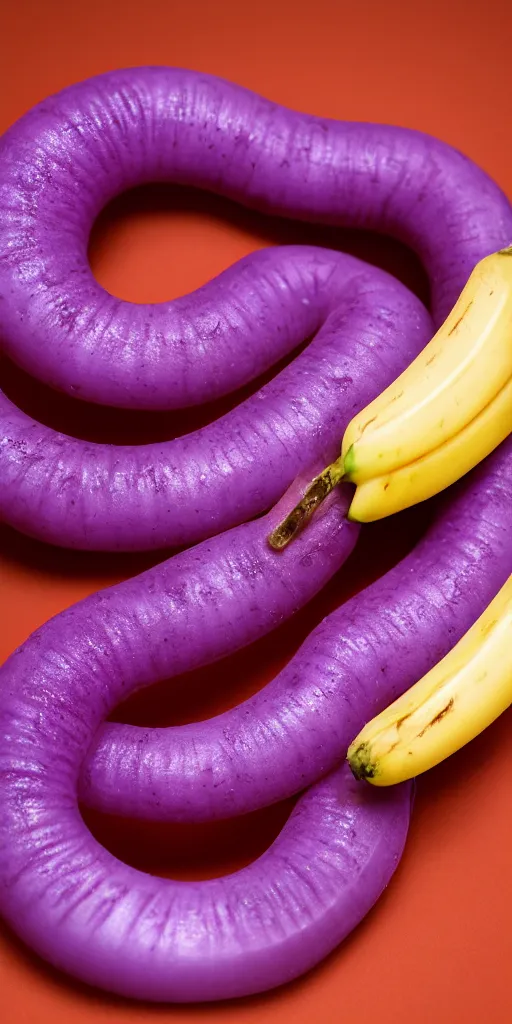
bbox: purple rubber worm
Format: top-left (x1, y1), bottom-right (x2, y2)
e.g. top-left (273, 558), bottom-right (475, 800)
top-left (0, 69), bottom-right (510, 1000)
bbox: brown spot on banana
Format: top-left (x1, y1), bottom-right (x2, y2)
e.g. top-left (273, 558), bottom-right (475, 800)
top-left (447, 301), bottom-right (473, 336)
top-left (396, 712), bottom-right (412, 729)
top-left (359, 415), bottom-right (378, 436)
top-left (417, 698), bottom-right (454, 738)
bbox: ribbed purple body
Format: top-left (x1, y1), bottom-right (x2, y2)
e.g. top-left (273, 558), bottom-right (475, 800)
top-left (0, 69), bottom-right (510, 1001)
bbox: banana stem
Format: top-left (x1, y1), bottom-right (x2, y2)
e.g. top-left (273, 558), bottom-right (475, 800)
top-left (268, 454), bottom-right (346, 550)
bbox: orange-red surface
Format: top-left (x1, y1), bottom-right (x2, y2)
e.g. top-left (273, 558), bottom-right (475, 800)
top-left (1, 2), bottom-right (511, 1021)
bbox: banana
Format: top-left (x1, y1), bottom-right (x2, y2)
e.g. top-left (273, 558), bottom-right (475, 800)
top-left (342, 247), bottom-right (512, 483)
top-left (347, 372), bottom-right (512, 522)
top-left (268, 247), bottom-right (512, 550)
top-left (347, 575), bottom-right (512, 786)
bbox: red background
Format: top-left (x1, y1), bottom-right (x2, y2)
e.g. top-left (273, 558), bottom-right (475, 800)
top-left (1, 2), bottom-right (511, 1021)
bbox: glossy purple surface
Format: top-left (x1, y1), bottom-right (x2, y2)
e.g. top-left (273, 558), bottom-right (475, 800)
top-left (1, 69), bottom-right (511, 549)
top-left (0, 68), bottom-right (510, 1001)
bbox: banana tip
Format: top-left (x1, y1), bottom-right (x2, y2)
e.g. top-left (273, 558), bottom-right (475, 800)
top-left (347, 744), bottom-right (379, 782)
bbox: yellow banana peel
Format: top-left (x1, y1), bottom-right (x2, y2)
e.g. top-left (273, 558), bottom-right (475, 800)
top-left (347, 575), bottom-right (512, 785)
top-left (269, 247), bottom-right (512, 550)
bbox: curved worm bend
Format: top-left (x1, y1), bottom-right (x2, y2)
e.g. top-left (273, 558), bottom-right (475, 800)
top-left (1, 68), bottom-right (511, 550)
top-left (79, 440), bottom-right (512, 821)
top-left (0, 446), bottom-right (510, 1001)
